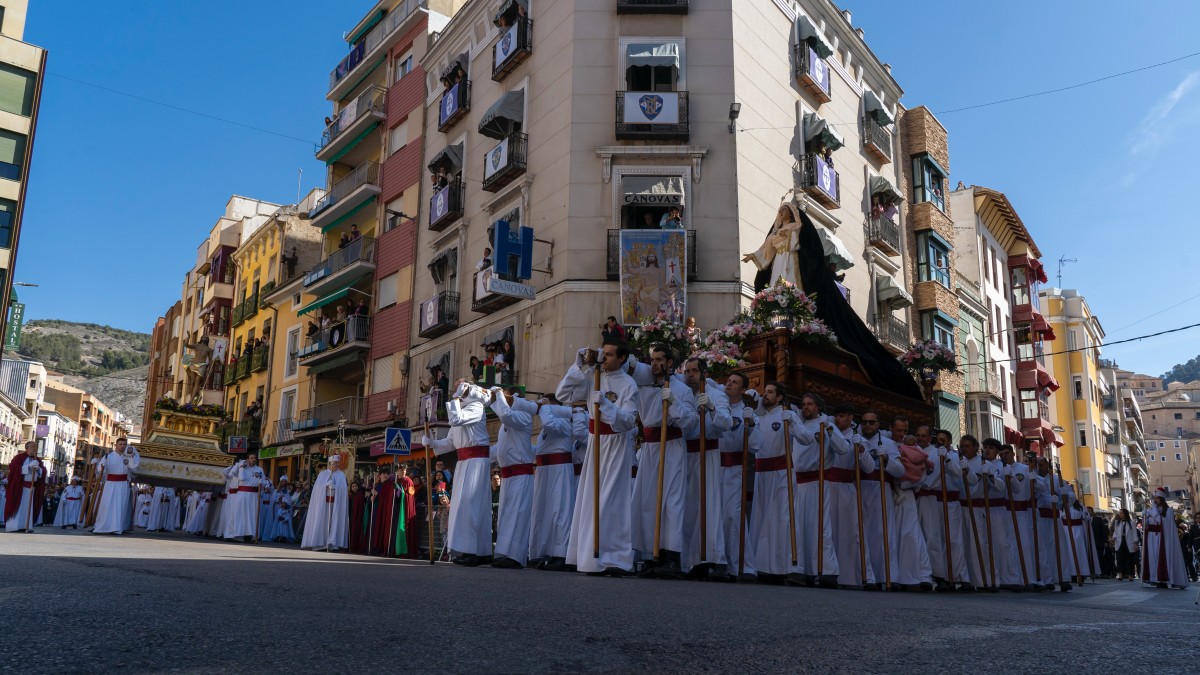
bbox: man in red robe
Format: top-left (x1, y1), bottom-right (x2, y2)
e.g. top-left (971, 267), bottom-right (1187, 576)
top-left (5, 442), bottom-right (47, 533)
top-left (348, 481), bottom-right (368, 554)
top-left (401, 466), bottom-right (418, 558)
top-left (370, 467), bottom-right (408, 557)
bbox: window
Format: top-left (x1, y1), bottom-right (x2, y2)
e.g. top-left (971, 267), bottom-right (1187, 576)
top-left (911, 154), bottom-right (945, 210)
top-left (1174, 440), bottom-right (1181, 448)
top-left (292, 293), bottom-right (302, 309)
top-left (1078, 429), bottom-right (1087, 447)
top-left (388, 119), bottom-right (409, 156)
top-left (1174, 413), bottom-right (1183, 420)
top-left (623, 40), bottom-right (684, 92)
top-left (1073, 377), bottom-right (1083, 400)
top-left (1161, 455), bottom-right (1167, 462)
top-left (916, 232), bottom-right (951, 288)
top-left (921, 311), bottom-right (956, 352)
top-left (0, 63), bottom-right (36, 117)
top-left (0, 197), bottom-right (12, 248)
top-left (0, 130), bottom-right (26, 181)
top-left (284, 327), bottom-right (300, 379)
top-left (372, 355), bottom-right (395, 394)
top-left (280, 389), bottom-right (297, 424)
top-left (1176, 453), bottom-right (1183, 461)
top-left (428, 247), bottom-right (458, 292)
top-left (1149, 454), bottom-right (1155, 461)
top-left (377, 271), bottom-right (398, 310)
top-left (394, 52), bottom-right (414, 82)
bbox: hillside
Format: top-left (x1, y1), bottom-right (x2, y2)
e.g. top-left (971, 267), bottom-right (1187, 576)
top-left (12, 319), bottom-right (151, 427)
top-left (1162, 355), bottom-right (1200, 387)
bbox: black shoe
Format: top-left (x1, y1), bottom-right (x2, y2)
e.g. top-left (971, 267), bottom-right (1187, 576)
top-left (490, 556), bottom-right (523, 569)
top-left (756, 573), bottom-right (786, 585)
top-left (934, 579), bottom-right (952, 592)
top-left (919, 582), bottom-right (934, 592)
top-left (604, 567), bottom-right (633, 578)
top-left (957, 582), bottom-right (976, 593)
top-left (653, 551), bottom-right (682, 579)
top-left (585, 570), bottom-right (606, 577)
top-left (638, 561), bottom-right (659, 579)
top-left (817, 575), bottom-right (838, 589)
top-left (738, 573), bottom-right (758, 583)
top-left (453, 554), bottom-right (481, 567)
top-left (1059, 582), bottom-right (1072, 592)
top-left (686, 563), bottom-right (713, 581)
top-left (538, 557), bottom-right (567, 572)
top-left (864, 583), bottom-right (882, 591)
top-left (785, 573), bottom-right (809, 587)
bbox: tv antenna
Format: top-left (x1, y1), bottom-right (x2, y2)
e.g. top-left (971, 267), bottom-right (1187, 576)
top-left (1057, 256), bottom-right (1077, 287)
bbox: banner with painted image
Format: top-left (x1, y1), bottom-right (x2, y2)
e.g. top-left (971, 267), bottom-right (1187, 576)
top-left (619, 230), bottom-right (686, 326)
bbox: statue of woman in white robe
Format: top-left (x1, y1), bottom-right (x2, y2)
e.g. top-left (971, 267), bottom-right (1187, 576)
top-left (743, 202), bottom-right (803, 288)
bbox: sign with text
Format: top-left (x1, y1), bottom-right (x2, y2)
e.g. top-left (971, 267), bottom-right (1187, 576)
top-left (4, 301), bottom-right (25, 351)
top-left (491, 218), bottom-right (534, 279)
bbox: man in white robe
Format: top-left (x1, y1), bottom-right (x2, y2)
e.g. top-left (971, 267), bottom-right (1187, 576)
top-left (718, 374), bottom-right (762, 581)
top-left (423, 381), bottom-right (494, 566)
top-left (92, 438), bottom-right (140, 535)
top-left (789, 393), bottom-right (846, 587)
top-left (888, 417), bottom-right (934, 591)
top-left (147, 486), bottom-right (177, 532)
top-left (134, 490), bottom-right (151, 529)
top-left (748, 383), bottom-right (813, 582)
top-left (999, 444), bottom-right (1036, 591)
top-left (269, 477), bottom-right (296, 543)
top-left (301, 455), bottom-right (349, 551)
top-left (827, 405), bottom-right (876, 589)
top-left (5, 442), bottom-right (47, 532)
top-left (1031, 457), bottom-right (1075, 592)
top-left (489, 388), bottom-right (537, 569)
top-left (1059, 484), bottom-right (1093, 579)
top-left (558, 341), bottom-right (639, 575)
top-left (0, 477), bottom-right (6, 526)
top-left (680, 359), bottom-right (733, 579)
top-left (957, 435), bottom-right (994, 591)
top-left (183, 491), bottom-right (208, 534)
top-left (257, 480), bottom-right (275, 541)
top-left (216, 469), bottom-right (240, 538)
top-left (916, 427), bottom-right (969, 591)
top-left (1142, 488), bottom-right (1189, 589)
top-left (222, 454), bottom-right (267, 542)
top-left (629, 345), bottom-right (698, 579)
top-left (205, 487), bottom-right (227, 537)
top-left (856, 412), bottom-right (909, 590)
top-left (53, 476), bottom-right (85, 529)
top-left (529, 399), bottom-right (576, 570)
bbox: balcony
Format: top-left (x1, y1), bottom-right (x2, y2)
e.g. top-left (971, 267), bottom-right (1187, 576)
top-left (864, 215), bottom-right (901, 256)
top-left (616, 0), bottom-right (688, 13)
top-left (794, 43), bottom-right (831, 104)
top-left (273, 418), bottom-right (295, 445)
top-left (863, 115), bottom-right (892, 163)
top-left (965, 371), bottom-right (1003, 399)
top-left (418, 291), bottom-right (460, 339)
top-left (316, 85), bottom-right (387, 164)
top-left (492, 17), bottom-right (533, 81)
top-left (217, 418), bottom-right (261, 447)
top-left (231, 302), bottom-right (245, 327)
top-left (437, 80), bottom-right (472, 133)
top-left (328, 0), bottom-right (426, 100)
top-left (615, 91), bottom-right (689, 141)
top-left (234, 357), bottom-right (251, 382)
top-left (429, 179), bottom-right (465, 232)
top-left (249, 345), bottom-right (269, 373)
top-left (472, 269), bottom-right (530, 314)
top-left (297, 316), bottom-right (372, 370)
top-left (873, 314), bottom-right (909, 353)
top-left (303, 236), bottom-right (376, 298)
top-left (799, 153), bottom-right (840, 208)
top-left (223, 365), bottom-right (237, 387)
top-left (481, 132), bottom-right (528, 193)
top-left (607, 229), bottom-right (697, 281)
top-left (308, 161), bottom-right (381, 232)
top-left (292, 396), bottom-right (366, 437)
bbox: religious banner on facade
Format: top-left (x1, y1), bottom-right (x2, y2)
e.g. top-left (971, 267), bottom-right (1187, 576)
top-left (618, 230), bottom-right (686, 326)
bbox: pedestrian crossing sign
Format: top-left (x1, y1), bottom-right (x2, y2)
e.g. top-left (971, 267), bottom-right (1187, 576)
top-left (384, 427), bottom-right (412, 456)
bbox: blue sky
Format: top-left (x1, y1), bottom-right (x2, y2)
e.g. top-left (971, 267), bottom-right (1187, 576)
top-left (16, 1), bottom-right (1200, 378)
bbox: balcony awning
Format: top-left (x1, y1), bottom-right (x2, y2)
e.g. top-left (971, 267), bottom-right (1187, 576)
top-left (816, 226), bottom-right (854, 271)
top-left (876, 274), bottom-right (912, 309)
top-left (1033, 314), bottom-right (1055, 341)
top-left (1030, 257), bottom-right (1049, 284)
top-left (478, 90), bottom-right (525, 140)
top-left (483, 324), bottom-right (514, 347)
top-left (869, 174), bottom-right (903, 205)
top-left (1036, 366), bottom-right (1060, 392)
top-left (863, 90), bottom-right (895, 126)
top-left (309, 351), bottom-right (363, 376)
top-left (627, 43), bottom-right (680, 69)
top-left (622, 175), bottom-right (686, 206)
top-left (794, 15), bottom-right (834, 59)
top-left (297, 284), bottom-right (355, 317)
top-left (492, 0), bottom-right (528, 26)
top-left (427, 143), bottom-right (464, 174)
top-left (803, 113), bottom-right (844, 151)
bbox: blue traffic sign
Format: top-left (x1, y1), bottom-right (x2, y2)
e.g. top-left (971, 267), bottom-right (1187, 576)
top-left (384, 427), bottom-right (412, 456)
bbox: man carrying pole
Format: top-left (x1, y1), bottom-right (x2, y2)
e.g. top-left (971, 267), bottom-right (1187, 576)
top-left (830, 405), bottom-right (875, 589)
top-left (747, 383), bottom-right (812, 584)
top-left (1033, 457), bottom-right (1073, 592)
top-left (4, 441), bottom-right (46, 533)
top-left (789, 393), bottom-right (844, 589)
top-left (681, 358), bottom-right (732, 580)
top-left (916, 426), bottom-right (967, 591)
top-left (1002, 445), bottom-right (1031, 590)
top-left (981, 439), bottom-right (1016, 591)
top-left (720, 373), bottom-right (762, 582)
top-left (857, 412), bottom-right (906, 591)
top-left (957, 435), bottom-right (988, 592)
top-left (557, 340), bottom-right (638, 576)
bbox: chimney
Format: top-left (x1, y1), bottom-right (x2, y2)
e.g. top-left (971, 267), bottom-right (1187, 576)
top-left (855, 28), bottom-right (865, 40)
top-left (842, 9), bottom-right (852, 24)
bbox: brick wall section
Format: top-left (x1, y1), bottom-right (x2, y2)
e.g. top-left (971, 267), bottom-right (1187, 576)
top-left (381, 141), bottom-right (423, 203)
top-left (367, 388), bottom-right (409, 424)
top-left (387, 65), bottom-right (426, 124)
top-left (375, 218), bottom-right (417, 277)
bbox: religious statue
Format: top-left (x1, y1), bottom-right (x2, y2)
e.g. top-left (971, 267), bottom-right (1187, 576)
top-left (743, 201), bottom-right (803, 291)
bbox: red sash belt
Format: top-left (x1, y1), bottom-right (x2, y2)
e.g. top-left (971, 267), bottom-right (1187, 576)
top-left (1007, 500), bottom-right (1031, 511)
top-left (720, 451), bottom-right (743, 468)
top-left (237, 486), bottom-right (259, 493)
top-left (1062, 517), bottom-right (1083, 527)
top-left (574, 464), bottom-right (583, 476)
top-left (588, 420), bottom-right (618, 436)
top-left (106, 474), bottom-right (127, 482)
top-left (457, 445), bottom-right (490, 461)
top-left (1146, 524), bottom-right (1163, 533)
top-left (66, 497), bottom-right (81, 501)
top-left (325, 496), bottom-right (336, 503)
top-left (536, 452), bottom-right (573, 467)
top-left (960, 498), bottom-right (988, 508)
top-left (916, 489), bottom-right (960, 502)
top-left (641, 426), bottom-right (683, 442)
top-left (499, 463), bottom-right (535, 478)
top-left (755, 455), bottom-right (788, 472)
top-left (1037, 508), bottom-right (1056, 518)
top-left (686, 439), bottom-right (718, 453)
top-left (861, 470), bottom-right (882, 481)
top-left (796, 468), bottom-right (856, 484)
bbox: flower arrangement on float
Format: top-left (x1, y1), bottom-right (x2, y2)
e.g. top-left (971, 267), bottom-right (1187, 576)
top-left (748, 278), bottom-right (837, 346)
top-left (900, 339), bottom-right (958, 380)
top-left (629, 310), bottom-right (690, 362)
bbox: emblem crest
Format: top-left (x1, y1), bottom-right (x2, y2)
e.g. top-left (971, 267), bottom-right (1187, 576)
top-left (771, 421), bottom-right (781, 432)
top-left (732, 418), bottom-right (742, 431)
top-left (605, 392), bottom-right (618, 403)
top-left (491, 147), bottom-right (503, 170)
top-left (499, 31), bottom-right (512, 57)
top-left (639, 94), bottom-right (664, 121)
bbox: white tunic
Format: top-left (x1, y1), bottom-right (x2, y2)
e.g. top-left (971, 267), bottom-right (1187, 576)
top-left (428, 385), bottom-right (494, 557)
top-left (491, 394), bottom-right (536, 565)
top-left (183, 493), bottom-right (209, 533)
top-left (222, 461), bottom-right (267, 539)
top-left (748, 406), bottom-right (814, 575)
top-left (528, 404), bottom-right (576, 562)
top-left (957, 455), bottom-right (992, 589)
top-left (825, 424), bottom-right (875, 586)
top-left (5, 456), bottom-right (44, 531)
top-left (301, 468), bottom-right (349, 550)
top-left (719, 399), bottom-right (763, 576)
top-left (257, 485), bottom-right (275, 541)
top-left (1142, 504), bottom-right (1189, 588)
top-left (93, 449), bottom-right (139, 534)
top-left (1031, 473), bottom-right (1076, 584)
top-left (267, 490), bottom-right (295, 542)
top-left (559, 362), bottom-right (639, 573)
top-left (147, 487), bottom-right (177, 531)
top-left (681, 379), bottom-right (732, 571)
top-left (917, 445), bottom-right (968, 583)
top-left (857, 432), bottom-right (910, 585)
top-left (53, 485), bottom-right (85, 527)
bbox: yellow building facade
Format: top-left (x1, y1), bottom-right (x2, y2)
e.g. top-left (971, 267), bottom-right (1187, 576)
top-left (1041, 288), bottom-right (1112, 511)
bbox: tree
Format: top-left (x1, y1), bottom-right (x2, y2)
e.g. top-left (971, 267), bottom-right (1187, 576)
top-left (1162, 356), bottom-right (1200, 386)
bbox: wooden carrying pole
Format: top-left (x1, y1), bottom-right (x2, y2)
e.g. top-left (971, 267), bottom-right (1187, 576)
top-left (852, 437), bottom-right (867, 587)
top-left (878, 453), bottom-right (892, 590)
top-left (961, 469), bottom-right (986, 589)
top-left (783, 414), bottom-right (797, 566)
top-left (591, 363), bottom-right (602, 559)
top-left (1057, 467), bottom-right (1083, 584)
top-left (698, 379), bottom-right (707, 562)
top-left (1005, 473), bottom-right (1029, 587)
top-left (737, 413), bottom-right (751, 578)
top-left (653, 381), bottom-right (669, 561)
top-left (816, 424), bottom-right (826, 577)
top-left (939, 452), bottom-right (953, 585)
top-left (424, 421), bottom-right (434, 564)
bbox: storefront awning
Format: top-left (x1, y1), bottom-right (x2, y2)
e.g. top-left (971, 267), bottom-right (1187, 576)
top-left (622, 175), bottom-right (686, 206)
top-left (478, 90), bottom-right (525, 140)
top-left (817, 226), bottom-right (854, 271)
top-left (869, 174), bottom-right (903, 205)
top-left (297, 285), bottom-right (355, 317)
top-left (627, 43), bottom-right (680, 69)
top-left (795, 15), bottom-right (834, 59)
top-left (863, 90), bottom-right (895, 126)
top-left (803, 113), bottom-right (844, 151)
top-left (427, 143), bottom-right (464, 174)
top-left (876, 274), bottom-right (913, 309)
top-left (492, 0), bottom-right (528, 26)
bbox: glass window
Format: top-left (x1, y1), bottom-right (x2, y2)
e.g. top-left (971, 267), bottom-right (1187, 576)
top-left (0, 130), bottom-right (26, 181)
top-left (0, 63), bottom-right (35, 117)
top-left (394, 53), bottom-right (414, 82)
top-left (1078, 429), bottom-right (1087, 447)
top-left (389, 119), bottom-right (409, 156)
top-left (921, 311), bottom-right (956, 352)
top-left (916, 232), bottom-right (951, 287)
top-left (1176, 453), bottom-right (1183, 461)
top-left (624, 42), bottom-right (683, 92)
top-left (1174, 413), bottom-right (1182, 420)
top-left (911, 155), bottom-right (945, 210)
top-left (0, 198), bottom-right (14, 248)
top-left (377, 272), bottom-right (398, 310)
top-left (284, 327), bottom-right (299, 378)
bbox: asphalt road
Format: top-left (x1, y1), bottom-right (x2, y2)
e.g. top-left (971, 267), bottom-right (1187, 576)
top-left (1, 528), bottom-right (1197, 673)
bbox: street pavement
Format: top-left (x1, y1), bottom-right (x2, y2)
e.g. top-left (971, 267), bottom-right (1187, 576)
top-left (1, 528), bottom-right (1197, 673)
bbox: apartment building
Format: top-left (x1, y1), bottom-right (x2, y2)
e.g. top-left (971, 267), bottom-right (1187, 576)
top-left (1098, 361), bottom-right (1150, 512)
top-left (1042, 288), bottom-right (1111, 509)
top-left (0, 1), bottom-right (46, 351)
top-left (407, 0), bottom-right (916, 419)
top-left (44, 378), bottom-right (121, 474)
top-left (35, 404), bottom-right (76, 482)
top-left (142, 301), bottom-right (183, 438)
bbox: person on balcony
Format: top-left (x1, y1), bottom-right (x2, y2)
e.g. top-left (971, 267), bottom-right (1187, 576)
top-left (335, 304), bottom-right (348, 325)
top-left (470, 356), bottom-right (483, 383)
top-left (354, 299), bottom-right (369, 317)
top-left (434, 168), bottom-right (449, 190)
top-left (349, 224), bottom-right (362, 243)
top-left (338, 232), bottom-right (350, 250)
top-left (476, 247), bottom-right (493, 272)
top-left (659, 206), bottom-right (684, 230)
top-left (640, 212), bottom-right (660, 230)
top-left (306, 320), bottom-right (320, 340)
top-left (870, 195), bottom-right (885, 220)
top-left (883, 199), bottom-right (899, 223)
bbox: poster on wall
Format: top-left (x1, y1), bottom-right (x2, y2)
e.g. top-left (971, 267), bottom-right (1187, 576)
top-left (618, 230), bottom-right (686, 326)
